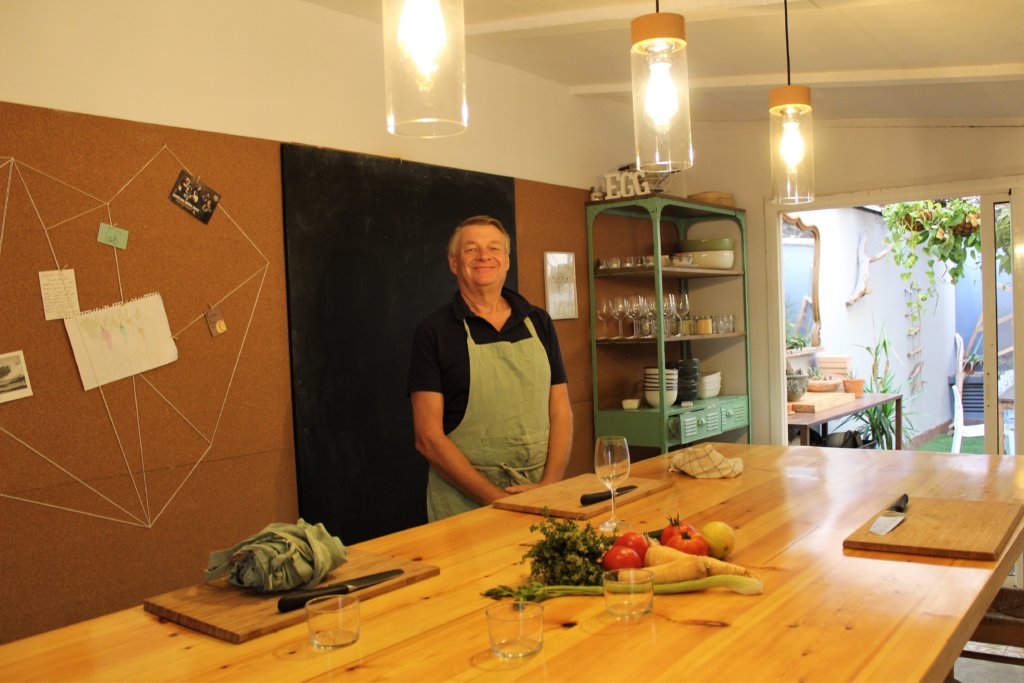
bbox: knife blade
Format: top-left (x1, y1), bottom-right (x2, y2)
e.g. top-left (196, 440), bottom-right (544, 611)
top-left (277, 568), bottom-right (404, 613)
top-left (580, 485), bottom-right (638, 506)
top-left (868, 493), bottom-right (909, 536)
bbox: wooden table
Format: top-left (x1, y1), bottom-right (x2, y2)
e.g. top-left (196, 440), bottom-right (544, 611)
top-left (788, 392), bottom-right (903, 448)
top-left (1, 443), bottom-right (1021, 682)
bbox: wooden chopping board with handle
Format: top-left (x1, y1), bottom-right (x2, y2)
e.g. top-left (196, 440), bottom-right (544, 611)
top-left (843, 497), bottom-right (1024, 560)
top-left (492, 473), bottom-right (671, 519)
top-left (143, 549), bottom-right (439, 643)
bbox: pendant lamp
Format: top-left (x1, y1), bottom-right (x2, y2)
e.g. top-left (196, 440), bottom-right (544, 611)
top-left (769, 0), bottom-right (814, 204)
top-left (382, 0), bottom-right (468, 137)
top-left (631, 4), bottom-right (693, 173)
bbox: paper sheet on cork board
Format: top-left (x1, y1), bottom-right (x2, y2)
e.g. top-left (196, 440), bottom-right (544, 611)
top-left (63, 293), bottom-right (179, 390)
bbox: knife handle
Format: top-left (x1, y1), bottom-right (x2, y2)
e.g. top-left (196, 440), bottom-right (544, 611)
top-left (277, 583), bottom-right (350, 613)
top-left (580, 490), bottom-right (613, 506)
top-left (888, 494), bottom-right (909, 513)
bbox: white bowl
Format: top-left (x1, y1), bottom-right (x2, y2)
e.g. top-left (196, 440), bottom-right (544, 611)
top-left (697, 385), bottom-right (721, 399)
top-left (645, 389), bottom-right (678, 407)
top-left (701, 371), bottom-right (721, 383)
top-left (676, 250), bottom-right (734, 270)
top-left (621, 398), bottom-right (640, 410)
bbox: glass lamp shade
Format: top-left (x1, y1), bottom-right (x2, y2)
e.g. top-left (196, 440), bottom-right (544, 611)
top-left (382, 0), bottom-right (468, 137)
top-left (769, 85), bottom-right (815, 204)
top-left (630, 12), bottom-right (693, 173)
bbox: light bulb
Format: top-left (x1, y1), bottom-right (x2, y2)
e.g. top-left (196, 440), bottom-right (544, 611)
top-left (644, 60), bottom-right (678, 130)
top-left (780, 119), bottom-right (805, 170)
top-left (398, 0), bottom-right (447, 84)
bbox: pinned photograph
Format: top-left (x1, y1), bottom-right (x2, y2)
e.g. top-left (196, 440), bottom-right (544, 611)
top-left (169, 169), bottom-right (221, 224)
top-left (0, 350), bottom-right (33, 404)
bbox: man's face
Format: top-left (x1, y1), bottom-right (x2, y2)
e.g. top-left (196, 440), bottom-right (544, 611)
top-left (449, 223), bottom-right (510, 290)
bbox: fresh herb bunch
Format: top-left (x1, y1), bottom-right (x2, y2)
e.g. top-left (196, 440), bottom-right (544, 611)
top-left (523, 515), bottom-right (612, 586)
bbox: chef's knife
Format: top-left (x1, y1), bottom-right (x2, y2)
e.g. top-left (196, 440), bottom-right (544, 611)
top-left (868, 494), bottom-right (909, 536)
top-left (580, 485), bottom-right (638, 506)
top-left (277, 568), bottom-right (404, 613)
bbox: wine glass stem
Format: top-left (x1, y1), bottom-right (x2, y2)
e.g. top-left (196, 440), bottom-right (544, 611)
top-left (609, 490), bottom-right (617, 525)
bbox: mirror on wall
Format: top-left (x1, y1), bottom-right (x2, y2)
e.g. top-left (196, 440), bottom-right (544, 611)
top-left (782, 213), bottom-right (821, 352)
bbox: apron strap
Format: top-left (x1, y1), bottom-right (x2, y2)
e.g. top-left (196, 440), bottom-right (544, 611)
top-left (476, 461), bottom-right (545, 486)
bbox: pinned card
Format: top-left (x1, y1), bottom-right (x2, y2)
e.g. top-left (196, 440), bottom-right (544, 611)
top-left (38, 269), bottom-right (80, 320)
top-left (97, 222), bottom-right (129, 250)
top-left (169, 170), bottom-right (220, 224)
top-left (205, 305), bottom-right (227, 336)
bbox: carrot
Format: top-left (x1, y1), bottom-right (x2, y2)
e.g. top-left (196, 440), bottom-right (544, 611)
top-left (646, 556), bottom-right (707, 584)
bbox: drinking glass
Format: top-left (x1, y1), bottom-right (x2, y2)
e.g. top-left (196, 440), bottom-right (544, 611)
top-left (594, 435), bottom-right (631, 532)
top-left (596, 298), bottom-right (611, 339)
top-left (678, 291), bottom-right (690, 318)
top-left (663, 294), bottom-right (678, 336)
top-left (627, 295), bottom-right (646, 338)
top-left (611, 296), bottom-right (627, 338)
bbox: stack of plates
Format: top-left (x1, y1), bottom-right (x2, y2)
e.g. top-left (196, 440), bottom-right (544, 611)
top-left (675, 358), bottom-right (700, 402)
top-left (644, 367), bottom-right (678, 407)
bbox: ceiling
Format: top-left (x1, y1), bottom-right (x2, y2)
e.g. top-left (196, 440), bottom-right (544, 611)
top-left (308, 0), bottom-right (1023, 124)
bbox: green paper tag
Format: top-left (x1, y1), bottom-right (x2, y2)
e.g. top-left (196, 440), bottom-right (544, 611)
top-left (98, 222), bottom-right (129, 250)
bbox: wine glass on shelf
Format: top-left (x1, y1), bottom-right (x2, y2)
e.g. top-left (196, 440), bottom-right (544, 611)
top-left (596, 298), bottom-right (611, 339)
top-left (627, 294), bottom-right (646, 338)
top-left (611, 296), bottom-right (627, 338)
top-left (594, 435), bottom-right (631, 532)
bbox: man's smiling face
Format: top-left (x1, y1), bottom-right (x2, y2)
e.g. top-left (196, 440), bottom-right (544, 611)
top-left (449, 223), bottom-right (510, 291)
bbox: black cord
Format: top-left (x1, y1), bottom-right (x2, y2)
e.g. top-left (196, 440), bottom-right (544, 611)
top-left (784, 0), bottom-right (792, 85)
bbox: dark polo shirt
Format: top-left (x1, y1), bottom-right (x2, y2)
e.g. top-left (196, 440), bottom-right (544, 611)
top-left (408, 288), bottom-right (568, 434)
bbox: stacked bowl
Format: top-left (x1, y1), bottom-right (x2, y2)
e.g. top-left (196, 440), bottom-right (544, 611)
top-left (675, 358), bottom-right (700, 402)
top-left (644, 367), bottom-right (678, 407)
top-left (698, 371), bottom-right (722, 399)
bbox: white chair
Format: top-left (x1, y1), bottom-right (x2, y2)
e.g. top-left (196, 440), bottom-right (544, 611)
top-left (951, 385), bottom-right (984, 453)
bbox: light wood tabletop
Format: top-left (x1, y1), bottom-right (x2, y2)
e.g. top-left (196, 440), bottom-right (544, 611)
top-left (787, 393), bottom-right (904, 448)
top-left (1, 443), bottom-right (1021, 682)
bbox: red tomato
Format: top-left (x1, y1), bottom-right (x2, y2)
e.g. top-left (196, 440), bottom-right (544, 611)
top-left (612, 531), bottom-right (650, 560)
top-left (601, 545), bottom-right (643, 570)
top-left (661, 515), bottom-right (695, 546)
top-left (665, 529), bottom-right (709, 556)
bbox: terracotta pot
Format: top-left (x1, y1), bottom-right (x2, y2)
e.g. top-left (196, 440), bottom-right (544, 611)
top-left (843, 378), bottom-right (865, 398)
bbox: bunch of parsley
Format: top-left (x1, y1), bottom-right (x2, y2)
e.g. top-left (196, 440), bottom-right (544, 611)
top-left (522, 515), bottom-right (612, 586)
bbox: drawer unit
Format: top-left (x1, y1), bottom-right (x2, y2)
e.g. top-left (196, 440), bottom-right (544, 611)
top-left (719, 396), bottom-right (749, 432)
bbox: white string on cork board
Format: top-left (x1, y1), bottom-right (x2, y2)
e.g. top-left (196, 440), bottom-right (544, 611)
top-left (0, 146), bottom-right (269, 528)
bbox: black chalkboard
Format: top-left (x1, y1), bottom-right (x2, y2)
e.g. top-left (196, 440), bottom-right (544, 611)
top-left (281, 144), bottom-right (516, 543)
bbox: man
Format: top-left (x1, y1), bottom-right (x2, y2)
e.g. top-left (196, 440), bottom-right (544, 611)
top-left (408, 215), bottom-right (572, 521)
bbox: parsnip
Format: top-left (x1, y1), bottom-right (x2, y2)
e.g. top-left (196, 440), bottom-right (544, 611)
top-left (646, 556), bottom-right (707, 584)
top-left (645, 542), bottom-right (757, 579)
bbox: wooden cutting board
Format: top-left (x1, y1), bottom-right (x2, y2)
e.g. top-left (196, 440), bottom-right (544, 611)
top-left (143, 549), bottom-right (439, 643)
top-left (492, 473), bottom-right (672, 520)
top-left (790, 391), bottom-right (856, 413)
top-left (843, 497), bottom-right (1024, 560)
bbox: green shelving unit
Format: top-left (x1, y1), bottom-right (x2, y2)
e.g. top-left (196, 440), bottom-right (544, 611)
top-left (586, 193), bottom-right (752, 452)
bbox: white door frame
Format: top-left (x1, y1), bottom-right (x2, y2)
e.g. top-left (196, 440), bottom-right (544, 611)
top-left (764, 175), bottom-right (1024, 445)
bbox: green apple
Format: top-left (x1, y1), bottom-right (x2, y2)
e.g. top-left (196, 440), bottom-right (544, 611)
top-left (700, 521), bottom-right (736, 560)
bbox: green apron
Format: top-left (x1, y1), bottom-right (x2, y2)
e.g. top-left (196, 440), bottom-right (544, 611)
top-left (427, 316), bottom-right (551, 521)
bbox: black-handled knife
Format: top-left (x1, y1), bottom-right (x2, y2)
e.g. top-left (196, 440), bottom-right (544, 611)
top-left (580, 485), bottom-right (638, 506)
top-left (277, 568), bottom-right (404, 613)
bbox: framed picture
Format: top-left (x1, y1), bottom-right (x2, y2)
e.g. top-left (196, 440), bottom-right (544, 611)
top-left (543, 251), bottom-right (578, 320)
top-left (0, 350), bottom-right (33, 404)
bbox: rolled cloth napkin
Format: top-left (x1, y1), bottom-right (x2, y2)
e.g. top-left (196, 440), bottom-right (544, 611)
top-left (669, 443), bottom-right (743, 478)
top-left (204, 519), bottom-right (348, 592)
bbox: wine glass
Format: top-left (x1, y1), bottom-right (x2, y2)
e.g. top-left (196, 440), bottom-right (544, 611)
top-left (596, 298), bottom-right (611, 339)
top-left (627, 294), bottom-right (646, 338)
top-left (611, 296), bottom-right (627, 338)
top-left (594, 435), bottom-right (631, 532)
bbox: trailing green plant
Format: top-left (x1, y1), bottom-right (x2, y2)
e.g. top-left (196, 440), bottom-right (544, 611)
top-left (839, 326), bottom-right (915, 449)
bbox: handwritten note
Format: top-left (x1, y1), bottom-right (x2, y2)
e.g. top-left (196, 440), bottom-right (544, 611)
top-left (98, 222), bottom-right (129, 250)
top-left (38, 269), bottom-right (80, 320)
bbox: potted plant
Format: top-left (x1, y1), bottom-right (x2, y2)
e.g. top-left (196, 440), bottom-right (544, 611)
top-left (843, 370), bottom-right (865, 398)
top-left (785, 361), bottom-right (808, 402)
top-left (839, 328), bottom-right (914, 449)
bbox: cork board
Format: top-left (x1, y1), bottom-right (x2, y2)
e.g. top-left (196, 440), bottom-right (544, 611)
top-left (0, 101), bottom-right (296, 644)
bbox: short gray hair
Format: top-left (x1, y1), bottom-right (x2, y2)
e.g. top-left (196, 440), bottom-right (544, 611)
top-left (447, 215), bottom-right (511, 258)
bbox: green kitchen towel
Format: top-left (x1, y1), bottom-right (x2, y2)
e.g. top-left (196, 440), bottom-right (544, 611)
top-left (204, 519), bottom-right (348, 592)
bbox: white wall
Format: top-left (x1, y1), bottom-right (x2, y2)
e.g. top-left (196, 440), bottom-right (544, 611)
top-left (0, 0), bottom-right (632, 190)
